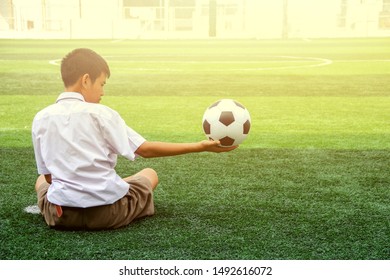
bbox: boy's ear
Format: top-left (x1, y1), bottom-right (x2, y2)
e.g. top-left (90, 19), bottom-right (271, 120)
top-left (81, 74), bottom-right (90, 88)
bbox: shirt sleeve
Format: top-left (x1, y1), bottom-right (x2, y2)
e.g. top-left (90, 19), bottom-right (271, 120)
top-left (99, 108), bottom-right (146, 161)
top-left (126, 125), bottom-right (146, 157)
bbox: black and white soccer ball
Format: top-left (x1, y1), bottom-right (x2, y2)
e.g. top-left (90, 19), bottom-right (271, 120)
top-left (202, 99), bottom-right (251, 147)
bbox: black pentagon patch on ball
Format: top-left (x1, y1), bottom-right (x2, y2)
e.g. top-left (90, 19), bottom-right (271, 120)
top-left (243, 120), bottom-right (251, 134)
top-left (209, 100), bottom-right (221, 109)
top-left (233, 100), bottom-right (245, 109)
top-left (203, 120), bottom-right (211, 134)
top-left (219, 136), bottom-right (235, 146)
top-left (219, 111), bottom-right (235, 126)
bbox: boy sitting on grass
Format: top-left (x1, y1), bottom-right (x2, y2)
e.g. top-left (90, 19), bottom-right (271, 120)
top-left (32, 48), bottom-right (237, 230)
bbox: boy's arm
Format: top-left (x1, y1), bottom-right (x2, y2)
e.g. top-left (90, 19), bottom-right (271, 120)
top-left (135, 140), bottom-right (237, 158)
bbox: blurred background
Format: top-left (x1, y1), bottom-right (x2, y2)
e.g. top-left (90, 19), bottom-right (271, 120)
top-left (1, 0), bottom-right (390, 39)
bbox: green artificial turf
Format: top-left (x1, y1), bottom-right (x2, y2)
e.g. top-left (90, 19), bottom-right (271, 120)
top-left (0, 38), bottom-right (389, 260)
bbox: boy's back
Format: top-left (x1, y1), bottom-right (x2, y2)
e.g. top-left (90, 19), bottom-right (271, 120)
top-left (32, 92), bottom-right (145, 208)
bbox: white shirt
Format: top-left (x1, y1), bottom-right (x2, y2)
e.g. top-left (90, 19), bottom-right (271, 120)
top-left (32, 92), bottom-right (146, 207)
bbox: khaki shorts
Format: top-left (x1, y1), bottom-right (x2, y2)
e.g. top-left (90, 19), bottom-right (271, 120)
top-left (37, 175), bottom-right (154, 230)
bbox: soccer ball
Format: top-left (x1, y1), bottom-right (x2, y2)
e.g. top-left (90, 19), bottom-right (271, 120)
top-left (202, 99), bottom-right (251, 147)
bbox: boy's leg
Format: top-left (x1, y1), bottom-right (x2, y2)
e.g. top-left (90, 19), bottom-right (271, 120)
top-left (35, 169), bottom-right (158, 191)
top-left (36, 168), bottom-right (158, 193)
top-left (95, 168), bottom-right (157, 229)
top-left (35, 174), bottom-right (47, 192)
top-left (35, 174), bottom-right (63, 227)
top-left (123, 168), bottom-right (159, 191)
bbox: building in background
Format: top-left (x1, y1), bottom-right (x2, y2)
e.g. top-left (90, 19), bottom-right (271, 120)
top-left (0, 0), bottom-right (389, 39)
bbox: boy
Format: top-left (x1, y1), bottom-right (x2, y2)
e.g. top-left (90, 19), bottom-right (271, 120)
top-left (32, 48), bottom-right (237, 230)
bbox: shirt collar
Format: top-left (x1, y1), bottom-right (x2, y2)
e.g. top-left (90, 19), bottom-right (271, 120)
top-left (56, 92), bottom-right (85, 103)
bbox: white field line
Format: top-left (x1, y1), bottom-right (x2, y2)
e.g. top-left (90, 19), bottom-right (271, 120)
top-left (0, 127), bottom-right (29, 131)
top-left (49, 58), bottom-right (61, 65)
top-left (235, 56), bottom-right (333, 71)
top-left (333, 59), bottom-right (390, 63)
top-left (48, 57), bottom-right (390, 71)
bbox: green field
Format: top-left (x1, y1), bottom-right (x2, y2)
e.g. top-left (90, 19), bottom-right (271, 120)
top-left (0, 38), bottom-right (389, 260)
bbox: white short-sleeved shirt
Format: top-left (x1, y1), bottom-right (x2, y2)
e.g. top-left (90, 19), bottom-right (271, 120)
top-left (32, 92), bottom-right (146, 208)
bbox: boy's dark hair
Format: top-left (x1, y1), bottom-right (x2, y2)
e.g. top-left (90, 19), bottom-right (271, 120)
top-left (61, 48), bottom-right (110, 87)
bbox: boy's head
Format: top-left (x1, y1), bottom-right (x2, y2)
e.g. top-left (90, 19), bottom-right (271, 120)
top-left (61, 48), bottom-right (110, 87)
top-left (61, 48), bottom-right (110, 103)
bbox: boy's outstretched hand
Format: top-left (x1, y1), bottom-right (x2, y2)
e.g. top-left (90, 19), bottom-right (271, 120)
top-left (136, 140), bottom-right (238, 158)
top-left (200, 139), bottom-right (238, 153)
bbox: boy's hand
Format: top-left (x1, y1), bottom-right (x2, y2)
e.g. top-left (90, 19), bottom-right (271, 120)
top-left (200, 140), bottom-right (238, 153)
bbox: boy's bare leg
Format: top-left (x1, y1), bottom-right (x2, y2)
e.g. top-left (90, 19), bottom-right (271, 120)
top-left (35, 174), bottom-right (47, 192)
top-left (123, 168), bottom-right (159, 191)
